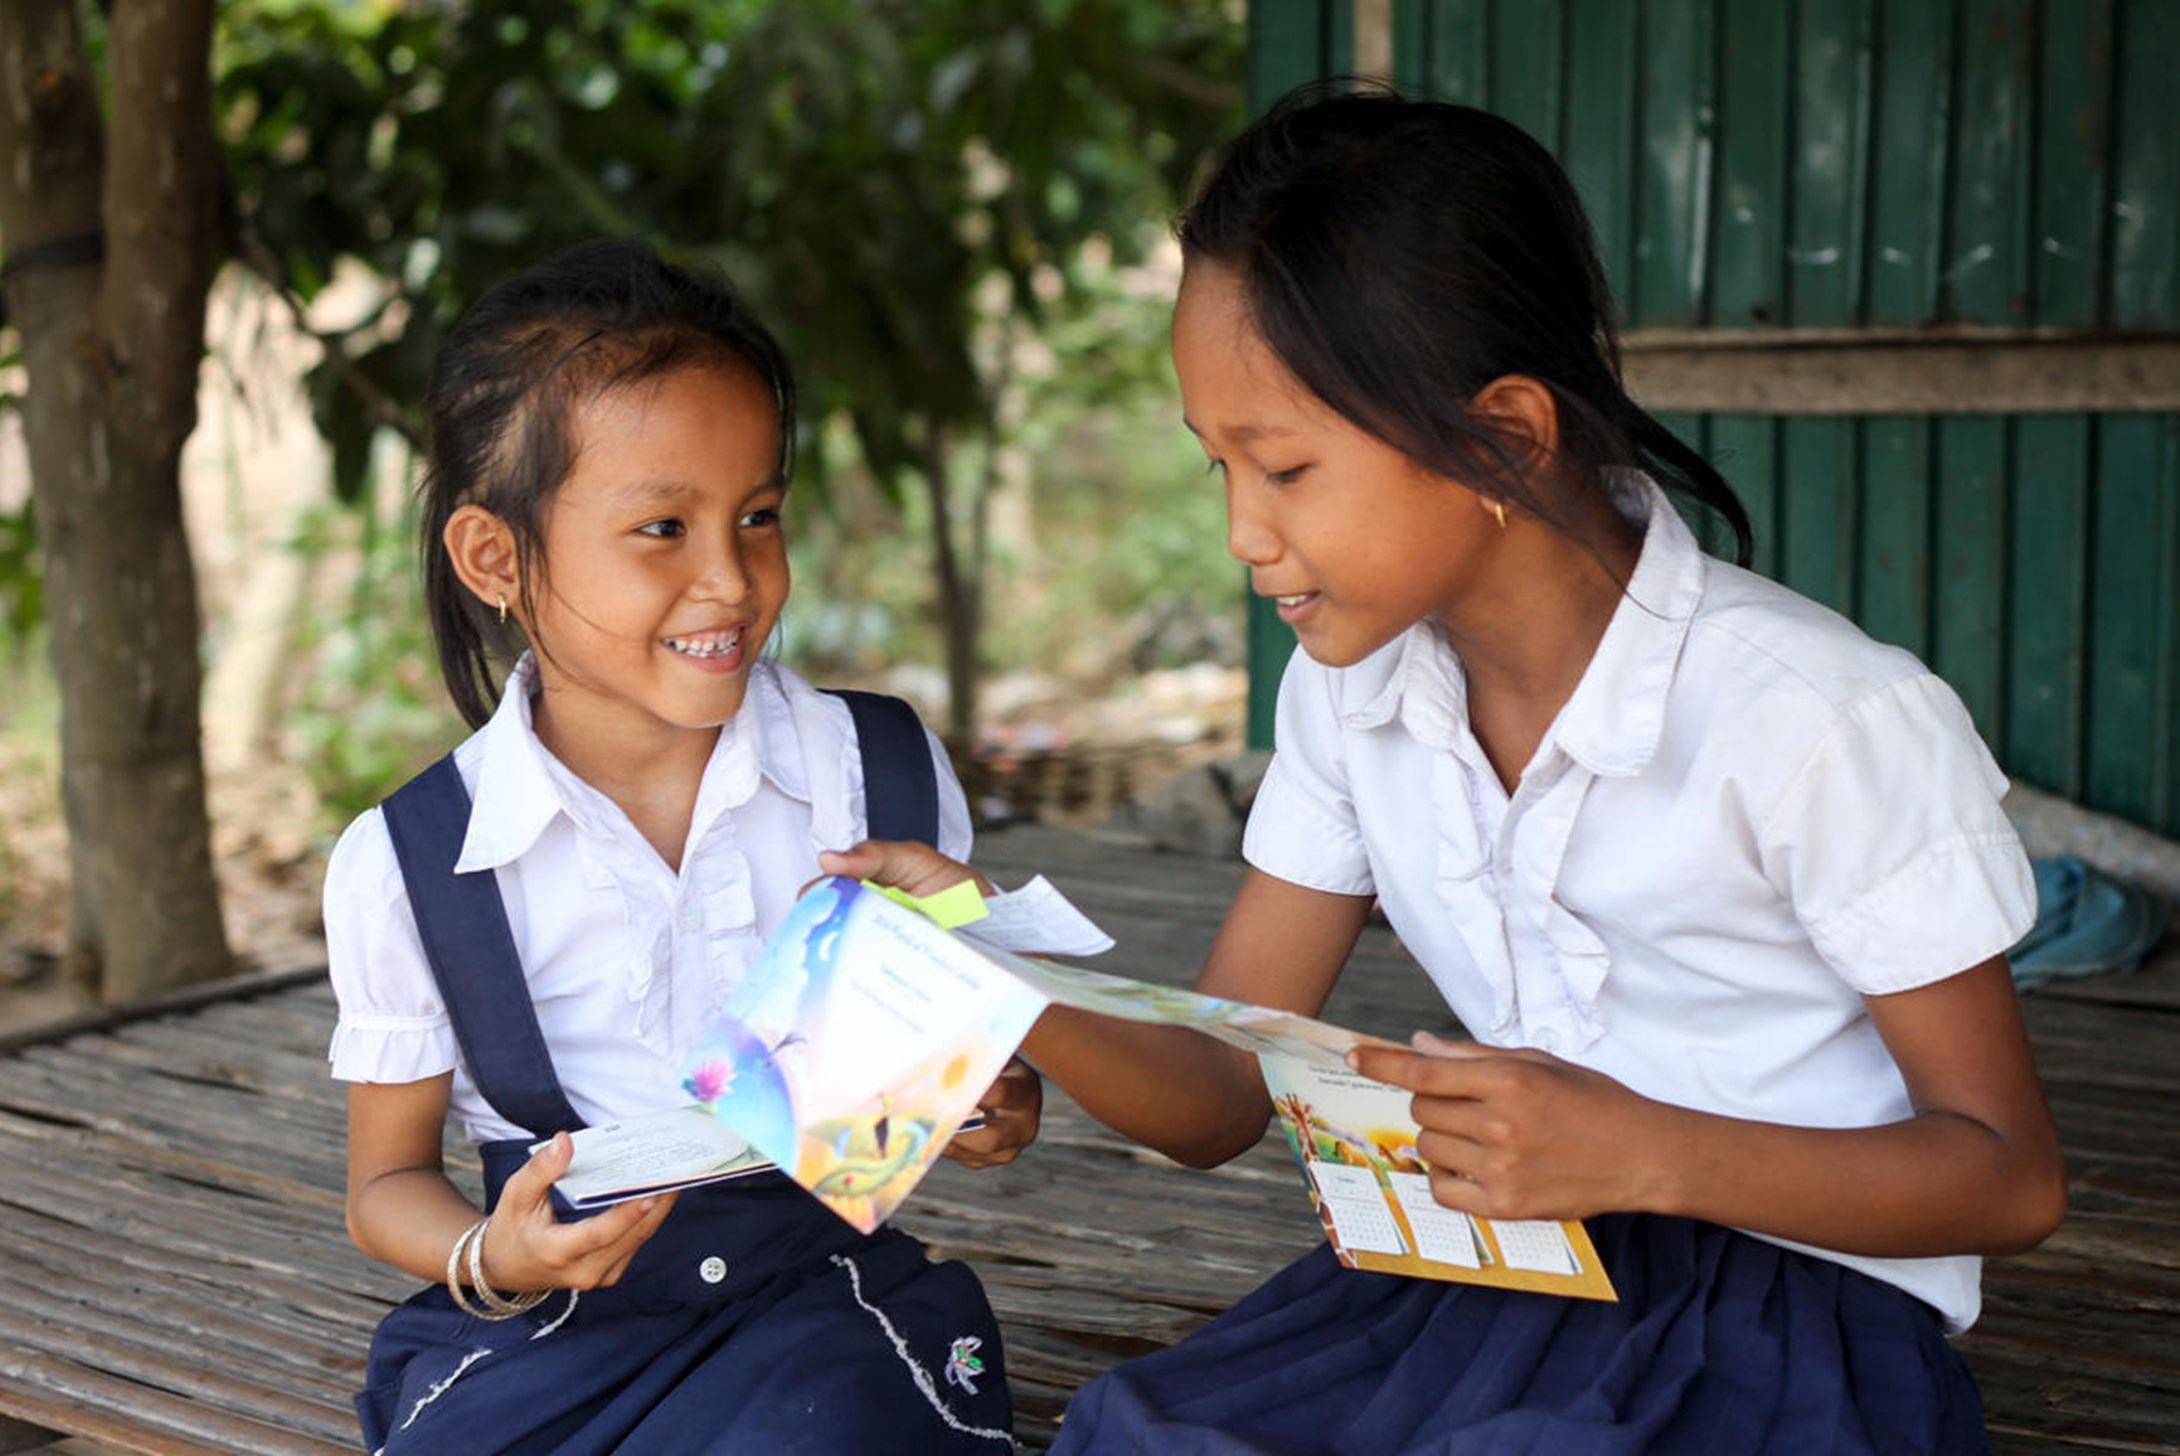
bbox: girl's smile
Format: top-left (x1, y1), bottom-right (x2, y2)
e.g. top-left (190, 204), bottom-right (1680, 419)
top-left (515, 361), bottom-right (789, 773)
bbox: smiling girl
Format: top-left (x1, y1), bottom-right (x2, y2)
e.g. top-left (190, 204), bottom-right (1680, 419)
top-left (829, 89), bottom-right (2067, 1454)
top-left (324, 240), bottom-right (1032, 1454)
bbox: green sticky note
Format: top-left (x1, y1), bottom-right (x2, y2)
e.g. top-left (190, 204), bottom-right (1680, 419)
top-left (868, 878), bottom-right (989, 929)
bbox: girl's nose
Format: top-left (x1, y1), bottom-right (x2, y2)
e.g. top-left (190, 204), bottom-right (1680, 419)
top-left (693, 538), bottom-right (750, 601)
top-left (1225, 482), bottom-right (1279, 567)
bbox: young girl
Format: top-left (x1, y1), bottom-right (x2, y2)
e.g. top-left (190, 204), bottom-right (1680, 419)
top-left (827, 89), bottom-right (2068, 1453)
top-left (324, 238), bottom-right (1036, 1455)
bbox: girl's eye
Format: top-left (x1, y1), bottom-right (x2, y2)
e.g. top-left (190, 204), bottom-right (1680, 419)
top-left (1265, 465), bottom-right (1309, 485)
top-left (637, 518), bottom-right (686, 539)
top-left (739, 506), bottom-right (781, 529)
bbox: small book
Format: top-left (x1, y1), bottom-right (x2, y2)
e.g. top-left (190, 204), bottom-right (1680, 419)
top-left (545, 1104), bottom-right (772, 1211)
top-left (544, 1100), bottom-right (982, 1212)
top-left (672, 873), bottom-right (1616, 1300)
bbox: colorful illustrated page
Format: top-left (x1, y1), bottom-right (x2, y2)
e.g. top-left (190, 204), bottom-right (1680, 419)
top-left (996, 954), bottom-right (1404, 1068)
top-left (681, 877), bottom-right (1046, 1232)
top-left (1261, 1051), bottom-right (1618, 1301)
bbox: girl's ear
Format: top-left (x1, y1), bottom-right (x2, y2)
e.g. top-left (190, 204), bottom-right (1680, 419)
top-left (443, 505), bottom-right (520, 620)
top-left (1468, 374), bottom-right (1561, 471)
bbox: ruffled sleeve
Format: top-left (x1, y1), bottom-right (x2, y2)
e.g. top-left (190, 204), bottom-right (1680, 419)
top-left (1760, 673), bottom-right (2036, 994)
top-left (322, 806), bottom-right (461, 1084)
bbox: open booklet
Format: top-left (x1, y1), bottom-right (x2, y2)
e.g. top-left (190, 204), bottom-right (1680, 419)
top-left (1261, 1055), bottom-right (1615, 1300)
top-left (565, 873), bottom-right (1615, 1299)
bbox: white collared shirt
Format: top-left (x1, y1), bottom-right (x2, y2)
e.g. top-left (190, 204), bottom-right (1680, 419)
top-left (324, 655), bottom-right (971, 1145)
top-left (1243, 470), bottom-right (2035, 1331)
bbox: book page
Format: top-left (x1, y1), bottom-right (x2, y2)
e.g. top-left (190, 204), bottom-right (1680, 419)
top-left (1260, 1050), bottom-right (1617, 1301)
top-left (680, 877), bottom-right (1046, 1232)
top-left (544, 1104), bottom-right (771, 1210)
top-left (544, 1103), bottom-right (984, 1210)
top-left (994, 953), bottom-right (1403, 1068)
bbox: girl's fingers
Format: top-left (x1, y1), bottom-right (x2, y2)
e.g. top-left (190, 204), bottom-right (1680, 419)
top-left (1410, 1029), bottom-right (1490, 1058)
top-left (1349, 1042), bottom-right (1500, 1096)
top-left (572, 1191), bottom-right (672, 1255)
top-left (816, 840), bottom-right (992, 898)
top-left (495, 1130), bottom-right (573, 1217)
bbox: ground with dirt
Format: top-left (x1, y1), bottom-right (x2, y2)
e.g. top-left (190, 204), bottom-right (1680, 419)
top-left (0, 746), bottom-right (330, 1027)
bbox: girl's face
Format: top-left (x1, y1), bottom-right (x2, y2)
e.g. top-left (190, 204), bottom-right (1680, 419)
top-left (520, 362), bottom-right (788, 757)
top-left (1171, 263), bottom-right (1497, 668)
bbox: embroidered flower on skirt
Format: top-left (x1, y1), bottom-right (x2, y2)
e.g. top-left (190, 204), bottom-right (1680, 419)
top-left (944, 1335), bottom-right (986, 1394)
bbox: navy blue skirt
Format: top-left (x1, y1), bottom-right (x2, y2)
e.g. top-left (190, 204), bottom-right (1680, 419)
top-left (356, 1172), bottom-right (1014, 1455)
top-left (1051, 1214), bottom-right (1987, 1455)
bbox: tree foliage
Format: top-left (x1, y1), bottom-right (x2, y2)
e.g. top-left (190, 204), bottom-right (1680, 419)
top-left (217, 0), bottom-right (1242, 732)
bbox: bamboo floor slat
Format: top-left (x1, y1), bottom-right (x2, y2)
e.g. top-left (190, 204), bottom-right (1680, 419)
top-left (0, 822), bottom-right (2171, 1453)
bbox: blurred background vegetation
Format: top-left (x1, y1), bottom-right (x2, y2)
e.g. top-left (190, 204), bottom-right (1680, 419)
top-left (0, 0), bottom-right (1247, 1003)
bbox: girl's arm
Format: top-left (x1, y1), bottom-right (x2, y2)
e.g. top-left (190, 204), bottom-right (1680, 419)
top-left (820, 842), bottom-right (1374, 1170)
top-left (1023, 869), bottom-right (1375, 1167)
top-left (346, 1077), bottom-right (676, 1291)
top-left (1351, 955), bottom-right (2068, 1257)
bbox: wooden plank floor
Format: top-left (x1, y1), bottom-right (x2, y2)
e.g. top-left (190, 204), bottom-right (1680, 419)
top-left (0, 822), bottom-right (2172, 1454)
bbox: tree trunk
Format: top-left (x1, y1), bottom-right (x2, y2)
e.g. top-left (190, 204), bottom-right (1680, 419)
top-left (0, 0), bottom-right (232, 1002)
top-left (916, 423), bottom-right (982, 746)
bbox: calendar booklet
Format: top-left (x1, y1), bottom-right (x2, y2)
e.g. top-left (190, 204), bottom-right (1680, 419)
top-left (1261, 1053), bottom-right (1617, 1300)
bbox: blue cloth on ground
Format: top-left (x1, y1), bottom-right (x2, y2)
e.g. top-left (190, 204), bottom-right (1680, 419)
top-left (2009, 854), bottom-right (2167, 988)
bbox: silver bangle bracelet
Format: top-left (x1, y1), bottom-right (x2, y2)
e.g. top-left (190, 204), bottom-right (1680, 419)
top-left (444, 1218), bottom-right (496, 1319)
top-left (443, 1215), bottom-right (547, 1321)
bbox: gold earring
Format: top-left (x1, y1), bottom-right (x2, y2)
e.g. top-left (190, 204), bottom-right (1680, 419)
top-left (1492, 501), bottom-right (1509, 530)
top-left (496, 594), bottom-right (508, 626)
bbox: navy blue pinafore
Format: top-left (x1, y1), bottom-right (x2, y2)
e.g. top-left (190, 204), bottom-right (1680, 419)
top-left (1052, 1216), bottom-right (1991, 1453)
top-left (354, 693), bottom-right (1016, 1455)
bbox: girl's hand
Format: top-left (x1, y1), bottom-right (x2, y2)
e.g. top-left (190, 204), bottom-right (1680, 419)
top-left (478, 1132), bottom-right (679, 1292)
top-left (943, 1057), bottom-right (1043, 1170)
top-left (1347, 1031), bottom-right (1676, 1222)
top-left (816, 841), bottom-right (993, 900)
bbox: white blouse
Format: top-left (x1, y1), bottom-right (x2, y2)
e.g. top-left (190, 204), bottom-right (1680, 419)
top-left (324, 656), bottom-right (972, 1145)
top-left (1242, 471), bottom-right (2035, 1332)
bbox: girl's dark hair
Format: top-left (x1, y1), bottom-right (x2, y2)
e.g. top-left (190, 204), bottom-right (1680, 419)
top-left (419, 237), bottom-right (797, 727)
top-left (1177, 85), bottom-right (1751, 565)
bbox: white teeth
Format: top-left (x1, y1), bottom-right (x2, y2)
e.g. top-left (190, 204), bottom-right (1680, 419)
top-left (665, 630), bottom-right (742, 658)
top-left (1276, 594), bottom-right (1311, 607)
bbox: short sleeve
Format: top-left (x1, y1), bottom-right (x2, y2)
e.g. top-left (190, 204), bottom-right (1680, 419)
top-left (1241, 649), bottom-right (1376, 896)
top-left (1761, 673), bottom-right (2036, 994)
top-left (927, 723), bottom-right (975, 863)
top-left (322, 807), bottom-right (461, 1084)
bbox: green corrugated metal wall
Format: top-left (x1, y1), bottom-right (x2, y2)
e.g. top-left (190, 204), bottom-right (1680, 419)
top-left (1243, 0), bottom-right (2180, 837)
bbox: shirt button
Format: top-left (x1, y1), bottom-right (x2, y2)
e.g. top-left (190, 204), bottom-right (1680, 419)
top-left (1534, 1028), bottom-right (1560, 1055)
top-left (679, 904), bottom-right (701, 931)
top-left (698, 1255), bottom-right (728, 1284)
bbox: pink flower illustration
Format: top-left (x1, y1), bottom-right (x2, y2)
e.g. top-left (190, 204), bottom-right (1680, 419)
top-left (682, 1059), bottom-right (735, 1104)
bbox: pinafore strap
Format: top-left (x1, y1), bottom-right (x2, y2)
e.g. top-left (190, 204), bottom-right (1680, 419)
top-left (378, 692), bottom-right (940, 1140)
top-left (824, 688), bottom-right (941, 845)
top-left (381, 756), bottom-right (587, 1137)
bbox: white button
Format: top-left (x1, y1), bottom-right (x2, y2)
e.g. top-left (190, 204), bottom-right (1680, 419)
top-left (1534, 1028), bottom-right (1560, 1055)
top-left (679, 904), bottom-right (701, 931)
top-left (698, 1256), bottom-right (728, 1284)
